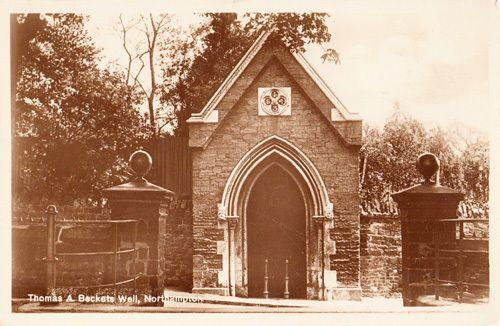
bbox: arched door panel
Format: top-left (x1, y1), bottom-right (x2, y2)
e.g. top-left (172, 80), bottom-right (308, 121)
top-left (247, 165), bottom-right (307, 298)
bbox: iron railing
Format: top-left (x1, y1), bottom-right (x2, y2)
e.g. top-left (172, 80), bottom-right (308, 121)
top-left (433, 218), bottom-right (489, 303)
top-left (44, 205), bottom-right (141, 302)
top-left (405, 217), bottom-right (489, 304)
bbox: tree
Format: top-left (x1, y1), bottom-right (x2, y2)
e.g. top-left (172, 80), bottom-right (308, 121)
top-left (160, 13), bottom-right (339, 135)
top-left (461, 139), bottom-right (489, 203)
top-left (10, 14), bottom-right (48, 109)
top-left (360, 107), bottom-right (489, 217)
top-left (117, 14), bottom-right (178, 137)
top-left (360, 108), bottom-right (426, 212)
top-left (13, 14), bottom-right (150, 203)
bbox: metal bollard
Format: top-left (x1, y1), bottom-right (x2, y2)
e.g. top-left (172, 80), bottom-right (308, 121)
top-left (284, 259), bottom-right (290, 299)
top-left (263, 258), bottom-right (269, 299)
top-left (433, 225), bottom-right (440, 300)
top-left (43, 205), bottom-right (59, 305)
top-left (113, 223), bottom-right (118, 301)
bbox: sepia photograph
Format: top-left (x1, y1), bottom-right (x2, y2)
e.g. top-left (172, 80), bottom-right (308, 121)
top-left (2, 0), bottom-right (499, 324)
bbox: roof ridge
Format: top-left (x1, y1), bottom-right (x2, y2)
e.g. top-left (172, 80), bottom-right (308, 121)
top-left (188, 29), bottom-right (272, 120)
top-left (187, 29), bottom-right (361, 123)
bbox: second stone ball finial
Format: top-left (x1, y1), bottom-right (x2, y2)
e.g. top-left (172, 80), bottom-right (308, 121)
top-left (416, 153), bottom-right (440, 184)
top-left (129, 150), bottom-right (152, 182)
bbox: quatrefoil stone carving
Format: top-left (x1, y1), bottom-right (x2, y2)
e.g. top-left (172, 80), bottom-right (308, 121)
top-left (258, 87), bottom-right (291, 116)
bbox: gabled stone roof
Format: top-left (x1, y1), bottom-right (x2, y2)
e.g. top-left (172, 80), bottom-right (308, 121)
top-left (188, 30), bottom-right (361, 124)
top-left (187, 30), bottom-right (363, 147)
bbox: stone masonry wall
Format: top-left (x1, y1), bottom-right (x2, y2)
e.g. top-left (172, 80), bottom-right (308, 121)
top-left (360, 214), bottom-right (402, 297)
top-left (162, 195), bottom-right (193, 290)
top-left (190, 41), bottom-right (361, 293)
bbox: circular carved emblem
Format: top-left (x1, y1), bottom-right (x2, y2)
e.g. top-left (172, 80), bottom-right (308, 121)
top-left (259, 88), bottom-right (290, 115)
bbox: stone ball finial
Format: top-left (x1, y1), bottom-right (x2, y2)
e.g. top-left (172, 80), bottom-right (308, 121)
top-left (416, 153), bottom-right (440, 183)
top-left (129, 150), bottom-right (152, 181)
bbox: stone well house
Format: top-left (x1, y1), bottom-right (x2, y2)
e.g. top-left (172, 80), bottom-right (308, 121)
top-left (186, 31), bottom-right (362, 300)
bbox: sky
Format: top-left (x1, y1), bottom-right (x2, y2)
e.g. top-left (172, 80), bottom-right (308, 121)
top-left (84, 1), bottom-right (497, 135)
top-left (303, 1), bottom-right (493, 130)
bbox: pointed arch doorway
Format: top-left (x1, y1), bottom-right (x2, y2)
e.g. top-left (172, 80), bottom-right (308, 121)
top-left (220, 136), bottom-right (332, 300)
top-left (247, 164), bottom-right (307, 298)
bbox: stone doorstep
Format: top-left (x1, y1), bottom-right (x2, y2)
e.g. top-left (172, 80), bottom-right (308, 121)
top-left (164, 287), bottom-right (383, 308)
top-left (166, 288), bottom-right (309, 308)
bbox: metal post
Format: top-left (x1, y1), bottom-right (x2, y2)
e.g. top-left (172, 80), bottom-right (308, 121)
top-left (433, 221), bottom-right (440, 300)
top-left (263, 258), bottom-right (269, 299)
top-left (458, 221), bottom-right (464, 303)
top-left (44, 205), bottom-right (58, 305)
top-left (113, 223), bottom-right (118, 301)
top-left (284, 259), bottom-right (290, 299)
top-left (133, 221), bottom-right (138, 291)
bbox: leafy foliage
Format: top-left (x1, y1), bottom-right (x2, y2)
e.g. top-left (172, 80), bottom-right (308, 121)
top-left (361, 109), bottom-right (489, 217)
top-left (13, 14), bottom-right (150, 203)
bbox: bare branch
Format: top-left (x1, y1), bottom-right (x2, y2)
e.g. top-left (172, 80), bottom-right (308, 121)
top-left (155, 14), bottom-right (169, 31)
top-left (119, 14), bottom-right (133, 85)
top-left (118, 14), bottom-right (175, 137)
top-left (150, 13), bottom-right (157, 32)
top-left (135, 78), bottom-right (148, 98)
top-left (132, 50), bottom-right (149, 86)
top-left (140, 15), bottom-right (151, 46)
top-left (157, 116), bottom-right (176, 133)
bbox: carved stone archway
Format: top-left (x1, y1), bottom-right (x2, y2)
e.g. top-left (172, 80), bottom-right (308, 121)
top-left (218, 136), bottom-right (333, 299)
